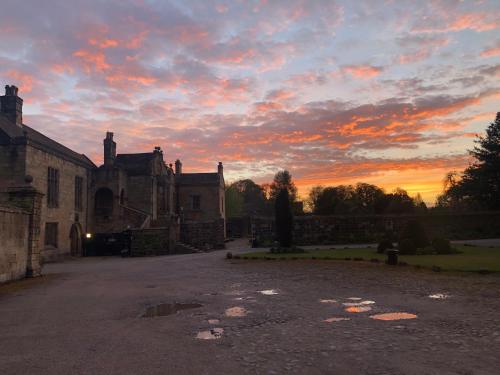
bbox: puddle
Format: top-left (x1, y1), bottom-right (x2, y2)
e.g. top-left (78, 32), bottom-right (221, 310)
top-left (343, 300), bottom-right (375, 307)
top-left (142, 303), bottom-right (202, 318)
top-left (259, 289), bottom-right (279, 295)
top-left (345, 306), bottom-right (372, 313)
top-left (225, 306), bottom-right (248, 317)
top-left (320, 299), bottom-right (337, 303)
top-left (208, 319), bottom-right (220, 324)
top-left (323, 317), bottom-right (350, 323)
top-left (346, 297), bottom-right (362, 301)
top-left (429, 293), bottom-right (450, 299)
top-left (370, 312), bottom-right (417, 321)
top-left (196, 328), bottom-right (224, 340)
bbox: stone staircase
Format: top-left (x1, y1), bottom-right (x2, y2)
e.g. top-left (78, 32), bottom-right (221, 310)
top-left (174, 242), bottom-right (204, 254)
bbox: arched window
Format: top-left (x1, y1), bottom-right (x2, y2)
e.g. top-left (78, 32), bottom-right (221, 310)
top-left (95, 188), bottom-right (113, 217)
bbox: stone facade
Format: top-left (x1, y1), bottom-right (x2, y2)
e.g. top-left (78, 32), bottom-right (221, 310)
top-left (0, 205), bottom-right (29, 282)
top-left (0, 84), bottom-right (226, 273)
top-left (0, 184), bottom-right (44, 282)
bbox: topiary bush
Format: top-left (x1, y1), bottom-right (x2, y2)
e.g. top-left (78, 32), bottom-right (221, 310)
top-left (275, 188), bottom-right (293, 248)
top-left (399, 220), bottom-right (429, 248)
top-left (432, 237), bottom-right (457, 254)
top-left (377, 239), bottom-right (394, 253)
top-left (416, 245), bottom-right (435, 255)
top-left (398, 238), bottom-right (417, 255)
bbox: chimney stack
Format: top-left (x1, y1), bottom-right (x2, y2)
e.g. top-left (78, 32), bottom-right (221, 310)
top-left (0, 85), bottom-right (23, 126)
top-left (218, 161), bottom-right (223, 175)
top-left (103, 132), bottom-right (116, 167)
top-left (175, 159), bottom-right (182, 175)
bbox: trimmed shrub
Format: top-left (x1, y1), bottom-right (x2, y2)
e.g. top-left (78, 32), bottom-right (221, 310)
top-left (275, 188), bottom-right (293, 247)
top-left (377, 239), bottom-right (394, 254)
top-left (399, 220), bottom-right (429, 248)
top-left (432, 238), bottom-right (453, 254)
top-left (399, 238), bottom-right (417, 255)
top-left (416, 246), bottom-right (435, 255)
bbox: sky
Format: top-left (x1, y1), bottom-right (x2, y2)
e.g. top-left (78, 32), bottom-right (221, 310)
top-left (0, 0), bottom-right (499, 204)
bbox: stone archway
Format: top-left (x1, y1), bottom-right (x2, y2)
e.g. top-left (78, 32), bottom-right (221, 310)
top-left (70, 223), bottom-right (83, 256)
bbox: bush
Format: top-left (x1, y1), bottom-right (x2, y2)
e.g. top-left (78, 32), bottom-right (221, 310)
top-left (432, 237), bottom-right (453, 254)
top-left (399, 220), bottom-right (429, 248)
top-left (416, 245), bottom-right (435, 255)
top-left (377, 239), bottom-right (394, 253)
top-left (270, 246), bottom-right (305, 254)
top-left (399, 238), bottom-right (417, 255)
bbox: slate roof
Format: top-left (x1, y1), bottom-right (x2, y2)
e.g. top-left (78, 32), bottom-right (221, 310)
top-left (176, 172), bottom-right (221, 185)
top-left (0, 113), bottom-right (96, 169)
top-left (115, 153), bottom-right (155, 175)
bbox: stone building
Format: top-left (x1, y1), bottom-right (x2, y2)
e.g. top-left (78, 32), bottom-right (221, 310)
top-left (0, 85), bottom-right (225, 280)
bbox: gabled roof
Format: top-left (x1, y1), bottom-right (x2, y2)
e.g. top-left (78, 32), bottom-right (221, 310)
top-left (176, 172), bottom-right (222, 185)
top-left (115, 153), bottom-right (155, 175)
top-left (0, 113), bottom-right (96, 169)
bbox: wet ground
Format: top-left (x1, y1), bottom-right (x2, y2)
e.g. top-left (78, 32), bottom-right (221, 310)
top-left (1, 239), bottom-right (500, 374)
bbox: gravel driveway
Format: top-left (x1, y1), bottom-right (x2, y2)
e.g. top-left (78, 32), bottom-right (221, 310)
top-left (1, 240), bottom-right (499, 374)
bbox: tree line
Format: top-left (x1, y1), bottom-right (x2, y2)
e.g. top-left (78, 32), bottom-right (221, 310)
top-left (225, 172), bottom-right (427, 217)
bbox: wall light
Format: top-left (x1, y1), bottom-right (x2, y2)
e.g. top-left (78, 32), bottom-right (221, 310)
top-left (86, 233), bottom-right (92, 239)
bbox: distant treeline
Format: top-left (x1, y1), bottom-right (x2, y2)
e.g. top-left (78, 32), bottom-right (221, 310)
top-left (225, 171), bottom-right (427, 218)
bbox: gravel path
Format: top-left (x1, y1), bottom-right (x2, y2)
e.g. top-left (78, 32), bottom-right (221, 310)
top-left (1, 239), bottom-right (499, 374)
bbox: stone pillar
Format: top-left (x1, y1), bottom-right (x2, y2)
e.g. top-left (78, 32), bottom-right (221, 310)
top-left (8, 179), bottom-right (44, 277)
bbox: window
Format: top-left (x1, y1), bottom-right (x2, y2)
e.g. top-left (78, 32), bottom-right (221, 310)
top-left (44, 222), bottom-right (58, 248)
top-left (75, 176), bottom-right (83, 211)
top-left (191, 195), bottom-right (201, 210)
top-left (47, 167), bottom-right (59, 208)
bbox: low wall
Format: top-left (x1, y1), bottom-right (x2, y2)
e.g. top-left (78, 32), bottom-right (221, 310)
top-left (0, 205), bottom-right (29, 282)
top-left (181, 219), bottom-right (225, 250)
top-left (251, 212), bottom-right (500, 245)
top-left (129, 225), bottom-right (177, 256)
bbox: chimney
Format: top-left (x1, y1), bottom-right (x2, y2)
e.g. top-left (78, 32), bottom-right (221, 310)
top-left (218, 161), bottom-right (223, 175)
top-left (0, 85), bottom-right (23, 126)
top-left (103, 132), bottom-right (116, 167)
top-left (175, 159), bottom-right (182, 175)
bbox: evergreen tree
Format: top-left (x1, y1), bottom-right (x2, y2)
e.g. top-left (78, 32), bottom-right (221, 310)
top-left (439, 113), bottom-right (500, 210)
top-left (269, 170), bottom-right (297, 202)
top-left (275, 188), bottom-right (293, 247)
top-left (461, 112), bottom-right (500, 209)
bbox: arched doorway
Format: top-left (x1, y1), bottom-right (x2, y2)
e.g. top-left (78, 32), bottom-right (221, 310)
top-left (70, 223), bottom-right (83, 256)
top-left (95, 187), bottom-right (114, 218)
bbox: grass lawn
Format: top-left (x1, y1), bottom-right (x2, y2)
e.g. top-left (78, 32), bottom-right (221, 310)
top-left (240, 245), bottom-right (500, 273)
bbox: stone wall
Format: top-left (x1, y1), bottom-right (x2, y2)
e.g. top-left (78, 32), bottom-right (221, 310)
top-left (250, 212), bottom-right (500, 245)
top-left (129, 226), bottom-right (177, 256)
top-left (0, 205), bottom-right (29, 282)
top-left (180, 219), bottom-right (225, 250)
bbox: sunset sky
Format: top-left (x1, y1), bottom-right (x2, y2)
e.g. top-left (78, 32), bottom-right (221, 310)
top-left (0, 0), bottom-right (499, 204)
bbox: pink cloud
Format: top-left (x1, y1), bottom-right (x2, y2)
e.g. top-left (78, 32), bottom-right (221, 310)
top-left (481, 41), bottom-right (500, 58)
top-left (342, 65), bottom-right (383, 79)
